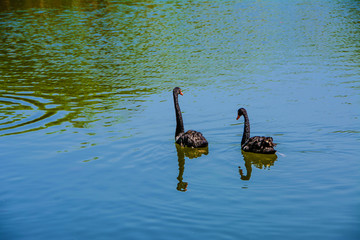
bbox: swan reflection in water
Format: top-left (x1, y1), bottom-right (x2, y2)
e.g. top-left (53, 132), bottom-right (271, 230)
top-left (239, 151), bottom-right (277, 181)
top-left (175, 144), bottom-right (208, 191)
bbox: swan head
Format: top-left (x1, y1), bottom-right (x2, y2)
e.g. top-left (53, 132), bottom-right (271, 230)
top-left (173, 87), bottom-right (183, 96)
top-left (237, 108), bottom-right (247, 120)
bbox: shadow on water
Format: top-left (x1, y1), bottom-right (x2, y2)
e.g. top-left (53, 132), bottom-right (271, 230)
top-left (175, 144), bottom-right (208, 192)
top-left (239, 151), bottom-right (277, 181)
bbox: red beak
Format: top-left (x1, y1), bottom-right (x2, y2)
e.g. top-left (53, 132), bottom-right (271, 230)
top-left (179, 90), bottom-right (183, 96)
top-left (236, 115), bottom-right (240, 120)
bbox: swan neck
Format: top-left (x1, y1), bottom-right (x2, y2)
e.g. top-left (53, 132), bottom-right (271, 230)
top-left (173, 92), bottom-right (184, 138)
top-left (242, 113), bottom-right (250, 146)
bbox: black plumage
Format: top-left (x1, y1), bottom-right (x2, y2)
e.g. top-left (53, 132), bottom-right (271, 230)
top-left (236, 108), bottom-right (276, 154)
top-left (173, 87), bottom-right (208, 148)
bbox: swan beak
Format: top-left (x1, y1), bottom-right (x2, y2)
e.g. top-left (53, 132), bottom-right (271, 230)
top-left (179, 90), bottom-right (183, 96)
top-left (236, 115), bottom-right (240, 120)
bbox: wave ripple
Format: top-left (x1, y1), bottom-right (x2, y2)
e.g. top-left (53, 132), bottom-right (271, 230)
top-left (0, 94), bottom-right (68, 136)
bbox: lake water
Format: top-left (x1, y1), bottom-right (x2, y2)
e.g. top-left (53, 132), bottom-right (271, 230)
top-left (0, 0), bottom-right (359, 239)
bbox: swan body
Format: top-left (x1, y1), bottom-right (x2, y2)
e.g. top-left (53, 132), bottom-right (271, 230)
top-left (173, 87), bottom-right (208, 148)
top-left (236, 108), bottom-right (276, 154)
top-left (176, 130), bottom-right (208, 148)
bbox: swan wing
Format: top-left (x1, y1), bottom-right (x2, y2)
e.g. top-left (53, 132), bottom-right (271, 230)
top-left (176, 130), bottom-right (208, 148)
top-left (242, 136), bottom-right (276, 154)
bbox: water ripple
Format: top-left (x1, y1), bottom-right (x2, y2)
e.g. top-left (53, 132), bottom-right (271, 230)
top-left (0, 94), bottom-right (69, 136)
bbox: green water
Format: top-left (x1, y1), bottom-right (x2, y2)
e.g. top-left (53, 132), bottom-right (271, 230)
top-left (0, 1), bottom-right (359, 239)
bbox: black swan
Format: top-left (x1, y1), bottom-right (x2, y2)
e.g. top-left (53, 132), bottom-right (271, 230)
top-left (173, 87), bottom-right (208, 148)
top-left (236, 108), bottom-right (276, 154)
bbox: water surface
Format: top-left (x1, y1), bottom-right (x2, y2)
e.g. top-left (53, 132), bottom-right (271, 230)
top-left (0, 1), bottom-right (359, 239)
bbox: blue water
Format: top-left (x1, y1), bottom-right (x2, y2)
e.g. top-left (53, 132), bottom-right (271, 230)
top-left (0, 1), bottom-right (359, 239)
